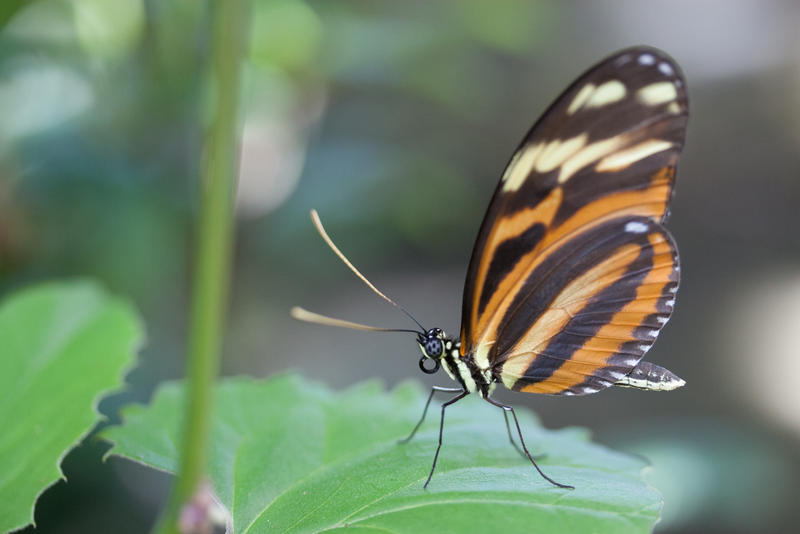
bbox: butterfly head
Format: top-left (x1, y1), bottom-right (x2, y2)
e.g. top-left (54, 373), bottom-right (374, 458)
top-left (417, 327), bottom-right (445, 374)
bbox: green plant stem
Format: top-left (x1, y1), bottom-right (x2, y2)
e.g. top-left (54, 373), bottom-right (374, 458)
top-left (154, 2), bottom-right (249, 533)
top-left (0, 1), bottom-right (29, 30)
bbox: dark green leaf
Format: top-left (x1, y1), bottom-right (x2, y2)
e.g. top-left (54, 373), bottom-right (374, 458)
top-left (103, 374), bottom-right (661, 533)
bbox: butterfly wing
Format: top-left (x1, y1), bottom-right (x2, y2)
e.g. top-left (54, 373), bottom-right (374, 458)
top-left (459, 47), bottom-right (687, 395)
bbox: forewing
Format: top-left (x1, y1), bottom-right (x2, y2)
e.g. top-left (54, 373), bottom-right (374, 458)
top-left (459, 47), bottom-right (687, 394)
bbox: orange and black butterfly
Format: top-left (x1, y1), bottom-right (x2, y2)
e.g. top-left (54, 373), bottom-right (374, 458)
top-left (293, 46), bottom-right (687, 489)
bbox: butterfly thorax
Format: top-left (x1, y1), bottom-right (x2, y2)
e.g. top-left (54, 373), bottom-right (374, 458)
top-left (418, 329), bottom-right (496, 398)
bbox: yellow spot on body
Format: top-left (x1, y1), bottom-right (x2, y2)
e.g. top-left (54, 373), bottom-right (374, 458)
top-left (474, 342), bottom-right (492, 370)
top-left (667, 102), bottom-right (682, 114)
top-left (501, 143), bottom-right (543, 192)
top-left (596, 139), bottom-right (673, 172)
top-left (567, 84), bottom-right (595, 115)
top-left (638, 82), bottom-right (678, 106)
top-left (557, 135), bottom-right (627, 183)
top-left (586, 80), bottom-right (626, 108)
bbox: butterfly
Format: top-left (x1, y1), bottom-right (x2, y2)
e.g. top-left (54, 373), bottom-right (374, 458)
top-left (293, 46), bottom-right (688, 489)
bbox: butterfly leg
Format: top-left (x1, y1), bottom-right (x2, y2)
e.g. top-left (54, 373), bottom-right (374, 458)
top-left (398, 386), bottom-right (463, 444)
top-left (485, 397), bottom-right (574, 489)
top-left (502, 410), bottom-right (547, 461)
top-left (502, 409), bottom-right (527, 459)
top-left (423, 390), bottom-right (469, 488)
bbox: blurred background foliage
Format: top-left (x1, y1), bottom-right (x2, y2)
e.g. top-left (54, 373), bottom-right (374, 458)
top-left (0, 0), bottom-right (799, 533)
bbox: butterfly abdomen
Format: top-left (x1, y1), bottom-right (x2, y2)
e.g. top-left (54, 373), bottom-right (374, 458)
top-left (614, 360), bottom-right (685, 391)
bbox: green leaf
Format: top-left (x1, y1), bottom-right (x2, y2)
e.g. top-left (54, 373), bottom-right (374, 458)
top-left (103, 374), bottom-right (662, 533)
top-left (0, 281), bottom-right (142, 533)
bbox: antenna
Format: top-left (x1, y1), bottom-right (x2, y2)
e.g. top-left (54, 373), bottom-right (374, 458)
top-left (290, 306), bottom-right (421, 334)
top-left (306, 209), bottom-right (427, 333)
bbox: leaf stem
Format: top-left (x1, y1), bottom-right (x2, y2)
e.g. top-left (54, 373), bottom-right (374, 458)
top-left (154, 2), bottom-right (249, 532)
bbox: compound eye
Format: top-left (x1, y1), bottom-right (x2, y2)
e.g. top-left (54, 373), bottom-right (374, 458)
top-left (424, 338), bottom-right (443, 358)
